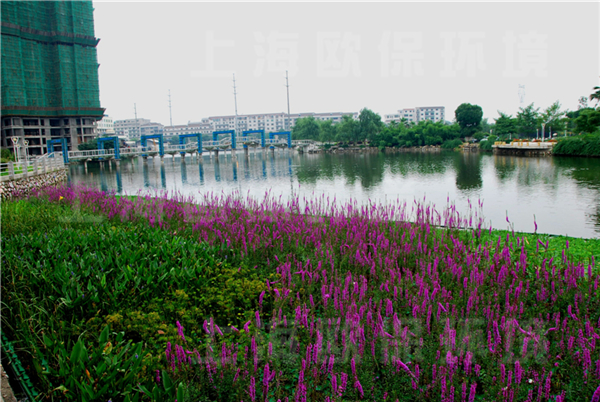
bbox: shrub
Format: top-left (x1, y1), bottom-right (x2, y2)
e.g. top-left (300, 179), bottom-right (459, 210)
top-left (441, 138), bottom-right (463, 149)
top-left (553, 133), bottom-right (600, 156)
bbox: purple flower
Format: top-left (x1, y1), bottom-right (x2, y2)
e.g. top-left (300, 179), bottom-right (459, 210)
top-left (591, 384), bottom-right (600, 402)
top-left (176, 321), bottom-right (185, 342)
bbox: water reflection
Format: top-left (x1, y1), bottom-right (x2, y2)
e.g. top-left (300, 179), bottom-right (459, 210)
top-left (181, 161), bottom-right (188, 184)
top-left (493, 154), bottom-right (518, 182)
top-left (142, 161), bottom-right (149, 187)
top-left (160, 164), bottom-right (166, 189)
top-left (116, 163), bottom-right (122, 193)
top-left (215, 159), bottom-right (221, 182)
top-left (198, 160), bottom-right (205, 185)
top-left (455, 152), bottom-right (482, 191)
top-left (65, 151), bottom-right (600, 237)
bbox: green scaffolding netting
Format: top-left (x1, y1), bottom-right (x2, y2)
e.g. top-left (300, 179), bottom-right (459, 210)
top-left (1, 1), bottom-right (103, 117)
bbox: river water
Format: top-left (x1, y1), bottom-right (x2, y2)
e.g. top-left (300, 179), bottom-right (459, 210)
top-left (66, 150), bottom-right (600, 238)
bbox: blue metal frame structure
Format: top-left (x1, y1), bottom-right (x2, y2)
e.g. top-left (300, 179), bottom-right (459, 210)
top-left (141, 134), bottom-right (164, 157)
top-left (242, 130), bottom-right (264, 149)
top-left (213, 130), bottom-right (235, 149)
top-left (47, 138), bottom-right (69, 164)
top-left (97, 136), bottom-right (120, 160)
top-left (178, 133), bottom-right (202, 156)
top-left (269, 131), bottom-right (292, 149)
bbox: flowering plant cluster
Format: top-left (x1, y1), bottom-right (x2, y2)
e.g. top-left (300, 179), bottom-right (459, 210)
top-left (13, 186), bottom-right (600, 400)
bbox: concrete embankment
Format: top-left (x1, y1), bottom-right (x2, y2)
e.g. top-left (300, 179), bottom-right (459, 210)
top-left (0, 169), bottom-right (68, 200)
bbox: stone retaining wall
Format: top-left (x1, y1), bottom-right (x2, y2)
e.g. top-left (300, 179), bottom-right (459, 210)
top-left (0, 169), bottom-right (67, 200)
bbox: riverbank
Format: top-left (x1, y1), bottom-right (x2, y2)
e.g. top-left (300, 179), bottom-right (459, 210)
top-left (2, 186), bottom-right (599, 401)
top-left (0, 169), bottom-right (67, 200)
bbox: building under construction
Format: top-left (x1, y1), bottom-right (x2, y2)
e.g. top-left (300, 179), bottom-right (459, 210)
top-left (1, 1), bottom-right (104, 158)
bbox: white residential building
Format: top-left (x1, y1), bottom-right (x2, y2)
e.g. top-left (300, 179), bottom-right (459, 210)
top-left (114, 118), bottom-right (164, 139)
top-left (415, 106), bottom-right (445, 123)
top-left (96, 115), bottom-right (115, 136)
top-left (164, 119), bottom-right (213, 137)
top-left (206, 112), bottom-right (356, 134)
top-left (385, 107), bottom-right (444, 125)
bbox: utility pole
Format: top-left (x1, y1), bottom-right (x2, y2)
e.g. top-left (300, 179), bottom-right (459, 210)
top-left (285, 70), bottom-right (291, 131)
top-left (233, 74), bottom-right (238, 134)
top-left (168, 89), bottom-right (173, 127)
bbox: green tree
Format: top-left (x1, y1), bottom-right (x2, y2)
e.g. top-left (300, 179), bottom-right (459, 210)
top-left (574, 109), bottom-right (600, 133)
top-left (516, 103), bottom-right (541, 137)
top-left (480, 118), bottom-right (493, 134)
top-left (358, 108), bottom-right (384, 144)
top-left (292, 117), bottom-right (320, 141)
top-left (494, 112), bottom-right (518, 137)
top-left (336, 115), bottom-right (359, 143)
top-left (541, 101), bottom-right (566, 134)
top-left (78, 138), bottom-right (118, 151)
top-left (454, 103), bottom-right (483, 137)
top-left (318, 120), bottom-right (336, 143)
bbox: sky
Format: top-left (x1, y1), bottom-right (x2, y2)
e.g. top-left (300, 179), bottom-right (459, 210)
top-left (93, 2), bottom-right (600, 126)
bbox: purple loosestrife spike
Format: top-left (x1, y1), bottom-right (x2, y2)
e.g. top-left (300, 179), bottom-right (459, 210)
top-left (259, 290), bottom-right (265, 305)
top-left (355, 380), bottom-right (364, 398)
top-left (249, 376), bottom-right (256, 402)
top-left (592, 385), bottom-right (600, 402)
top-left (244, 321), bottom-right (251, 333)
top-left (255, 311), bottom-right (261, 328)
top-left (263, 363), bottom-right (270, 386)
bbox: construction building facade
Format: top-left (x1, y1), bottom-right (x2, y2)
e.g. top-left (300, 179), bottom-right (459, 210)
top-left (1, 1), bottom-right (104, 158)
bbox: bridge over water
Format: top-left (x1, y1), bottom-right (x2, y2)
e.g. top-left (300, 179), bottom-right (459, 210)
top-left (55, 130), bottom-right (318, 165)
top-left (1, 130), bottom-right (319, 181)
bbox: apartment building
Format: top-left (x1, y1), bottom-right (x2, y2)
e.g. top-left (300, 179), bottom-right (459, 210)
top-left (114, 118), bottom-right (164, 139)
top-left (96, 115), bottom-right (115, 136)
top-left (164, 119), bottom-right (213, 137)
top-left (385, 107), bottom-right (444, 125)
top-left (206, 111), bottom-right (356, 133)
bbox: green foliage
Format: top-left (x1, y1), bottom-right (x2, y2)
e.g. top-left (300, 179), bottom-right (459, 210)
top-left (1, 198), bottom-right (267, 400)
top-left (3, 189), bottom-right (600, 401)
top-left (542, 100), bottom-right (566, 133)
top-left (472, 132), bottom-right (485, 141)
top-left (358, 107), bottom-right (384, 143)
top-left (479, 135), bottom-right (498, 151)
top-left (455, 103), bottom-right (483, 136)
top-left (292, 116), bottom-right (320, 141)
top-left (574, 108), bottom-right (600, 134)
top-left (553, 132), bottom-right (600, 156)
top-left (43, 325), bottom-right (150, 401)
top-left (78, 137), bottom-right (114, 151)
top-left (336, 114), bottom-right (360, 143)
top-left (494, 111), bottom-right (518, 137)
top-left (441, 138), bottom-right (463, 149)
top-left (1, 147), bottom-right (15, 162)
top-left (516, 103), bottom-right (541, 137)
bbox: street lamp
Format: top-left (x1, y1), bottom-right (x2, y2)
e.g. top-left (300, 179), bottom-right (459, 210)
top-left (11, 137), bottom-right (19, 163)
top-left (23, 139), bottom-right (29, 161)
top-left (541, 123), bottom-right (546, 142)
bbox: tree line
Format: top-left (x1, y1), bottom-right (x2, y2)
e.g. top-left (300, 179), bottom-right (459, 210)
top-left (291, 85), bottom-right (600, 149)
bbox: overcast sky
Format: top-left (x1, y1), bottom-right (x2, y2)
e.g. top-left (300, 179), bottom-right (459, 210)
top-left (93, 2), bottom-right (599, 126)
